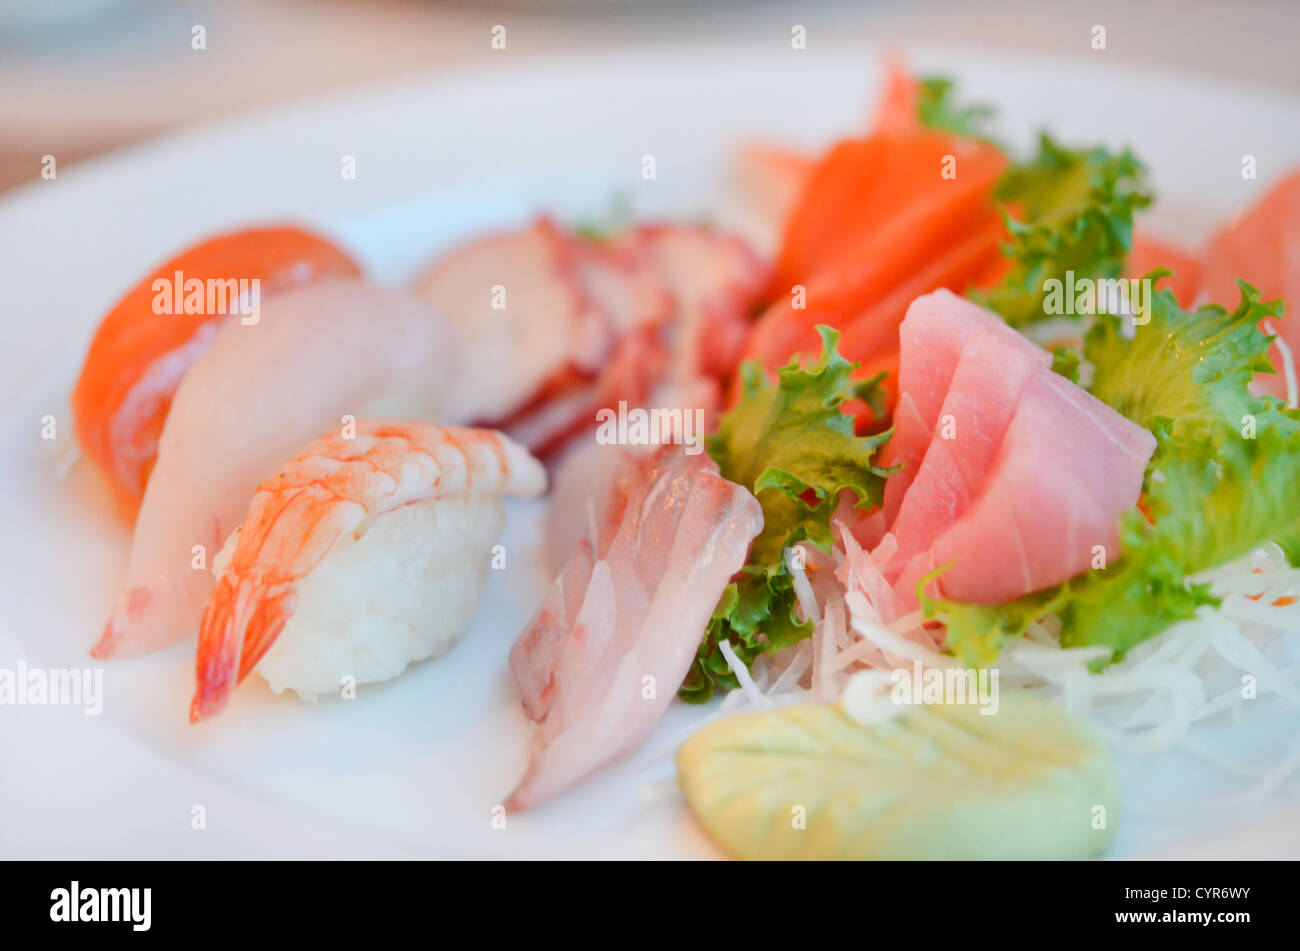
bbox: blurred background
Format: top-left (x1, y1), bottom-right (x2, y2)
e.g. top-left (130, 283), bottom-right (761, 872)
top-left (0, 0), bottom-right (1296, 193)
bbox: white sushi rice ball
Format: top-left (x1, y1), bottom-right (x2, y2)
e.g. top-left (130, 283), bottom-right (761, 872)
top-left (212, 494), bottom-right (505, 701)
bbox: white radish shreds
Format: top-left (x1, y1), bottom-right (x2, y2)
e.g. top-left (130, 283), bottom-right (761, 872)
top-left (788, 543), bottom-right (821, 628)
top-left (717, 639), bottom-right (771, 710)
top-left (988, 547), bottom-right (1299, 760)
top-left (713, 516), bottom-right (1297, 793)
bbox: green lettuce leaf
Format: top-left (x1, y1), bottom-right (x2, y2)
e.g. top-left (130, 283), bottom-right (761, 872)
top-left (1086, 274), bottom-right (1278, 442)
top-left (679, 327), bottom-right (892, 702)
top-left (973, 135), bottom-right (1152, 327)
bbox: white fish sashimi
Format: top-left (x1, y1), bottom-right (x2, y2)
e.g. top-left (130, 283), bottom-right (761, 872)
top-left (507, 447), bottom-right (762, 810)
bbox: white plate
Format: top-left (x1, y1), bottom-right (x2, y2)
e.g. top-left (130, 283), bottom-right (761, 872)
top-left (2, 44), bottom-right (1299, 860)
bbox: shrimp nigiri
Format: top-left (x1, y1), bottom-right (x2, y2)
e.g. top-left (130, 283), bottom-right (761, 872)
top-left (93, 279), bottom-right (458, 660)
top-left (191, 419), bottom-right (546, 722)
top-left (72, 225), bottom-right (360, 515)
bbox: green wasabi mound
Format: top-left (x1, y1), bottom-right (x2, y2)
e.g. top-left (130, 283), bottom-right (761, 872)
top-left (676, 694), bottom-right (1119, 860)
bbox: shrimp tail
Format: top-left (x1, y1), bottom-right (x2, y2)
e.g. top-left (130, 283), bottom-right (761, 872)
top-left (190, 576), bottom-right (296, 722)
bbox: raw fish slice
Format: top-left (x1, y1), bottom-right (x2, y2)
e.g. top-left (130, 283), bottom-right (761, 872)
top-left (93, 280), bottom-right (458, 658)
top-left (514, 449), bottom-right (663, 718)
top-left (507, 448), bottom-right (762, 809)
top-left (509, 540), bottom-right (596, 720)
top-left (876, 290), bottom-right (1030, 520)
top-left (906, 371), bottom-right (1155, 606)
top-left (880, 331), bottom-right (1050, 579)
top-left (877, 392), bottom-right (927, 524)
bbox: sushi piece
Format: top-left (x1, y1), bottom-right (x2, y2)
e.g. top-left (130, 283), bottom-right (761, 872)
top-left (190, 419), bottom-right (546, 721)
top-left (507, 446), bottom-right (762, 809)
top-left (93, 280), bottom-right (460, 660)
top-left (71, 225), bottom-right (360, 515)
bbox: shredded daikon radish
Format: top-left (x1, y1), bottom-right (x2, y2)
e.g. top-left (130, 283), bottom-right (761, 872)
top-left (811, 593), bottom-right (847, 702)
top-left (982, 548), bottom-right (1300, 760)
top-left (768, 641), bottom-right (813, 694)
top-left (717, 639), bottom-right (771, 710)
top-left (787, 544), bottom-right (821, 629)
top-left (846, 592), bottom-right (958, 667)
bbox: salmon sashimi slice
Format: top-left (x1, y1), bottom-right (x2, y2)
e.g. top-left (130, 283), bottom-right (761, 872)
top-left (772, 130), bottom-right (1006, 296)
top-left (879, 330), bottom-right (1051, 582)
top-left (897, 370), bottom-right (1156, 607)
top-left (875, 289), bottom-right (1020, 522)
top-left (72, 225), bottom-right (361, 516)
top-left (1199, 169), bottom-right (1300, 400)
top-left (739, 205), bottom-right (1005, 423)
top-left (507, 447), bottom-right (762, 809)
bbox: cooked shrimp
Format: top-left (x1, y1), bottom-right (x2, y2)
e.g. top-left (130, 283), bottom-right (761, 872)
top-left (72, 225), bottom-right (360, 515)
top-left (190, 419), bottom-right (546, 722)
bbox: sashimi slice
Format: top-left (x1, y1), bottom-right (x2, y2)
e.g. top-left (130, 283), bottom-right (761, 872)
top-left (1199, 169), bottom-right (1300, 400)
top-left (749, 160), bottom-right (1004, 369)
top-left (901, 370), bottom-right (1156, 607)
top-left (875, 289), bottom-right (1018, 521)
top-left (880, 330), bottom-right (1051, 580)
top-left (774, 131), bottom-right (1005, 295)
top-left (507, 447), bottom-right (762, 809)
top-left (510, 539), bottom-right (596, 720)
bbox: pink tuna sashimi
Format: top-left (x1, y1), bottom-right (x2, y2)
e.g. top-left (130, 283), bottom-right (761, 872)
top-left (879, 331), bottom-right (1051, 581)
top-left (507, 447), bottom-right (762, 809)
top-left (897, 370), bottom-right (1156, 607)
top-left (877, 289), bottom-right (1027, 522)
